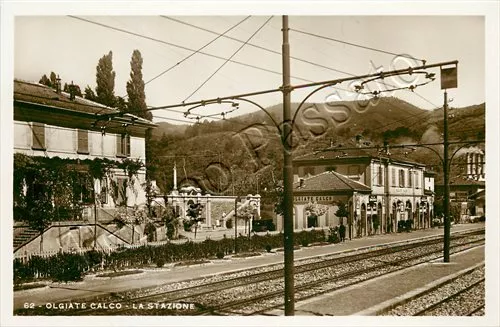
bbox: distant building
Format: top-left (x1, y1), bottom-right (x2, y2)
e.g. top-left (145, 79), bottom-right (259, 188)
top-left (163, 164), bottom-right (261, 231)
top-left (290, 144), bottom-right (435, 237)
top-left (435, 147), bottom-right (485, 222)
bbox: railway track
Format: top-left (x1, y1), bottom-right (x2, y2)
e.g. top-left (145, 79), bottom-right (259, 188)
top-left (379, 264), bottom-right (485, 316)
top-left (199, 238), bottom-right (485, 316)
top-left (14, 228), bottom-right (484, 316)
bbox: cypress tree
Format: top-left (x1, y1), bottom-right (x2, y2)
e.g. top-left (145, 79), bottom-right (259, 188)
top-left (95, 51), bottom-right (116, 107)
top-left (126, 50), bottom-right (151, 120)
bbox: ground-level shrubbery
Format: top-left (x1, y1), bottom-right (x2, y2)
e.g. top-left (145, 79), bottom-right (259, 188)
top-left (14, 229), bottom-right (331, 284)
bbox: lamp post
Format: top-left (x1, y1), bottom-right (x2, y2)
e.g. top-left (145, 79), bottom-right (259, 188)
top-left (234, 195), bottom-right (240, 254)
top-left (443, 90), bottom-right (451, 262)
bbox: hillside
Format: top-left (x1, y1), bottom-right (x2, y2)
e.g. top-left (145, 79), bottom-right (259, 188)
top-left (148, 97), bottom-right (485, 205)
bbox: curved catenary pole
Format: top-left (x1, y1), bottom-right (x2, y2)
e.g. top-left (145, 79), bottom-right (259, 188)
top-left (231, 96), bottom-right (282, 134)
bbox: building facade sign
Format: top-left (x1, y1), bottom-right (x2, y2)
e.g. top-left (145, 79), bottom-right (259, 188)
top-left (294, 195), bottom-right (336, 203)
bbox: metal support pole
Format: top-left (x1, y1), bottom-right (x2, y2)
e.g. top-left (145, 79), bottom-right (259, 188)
top-left (93, 184), bottom-right (98, 249)
top-left (234, 196), bottom-right (239, 254)
top-left (282, 15), bottom-right (295, 316)
top-left (443, 90), bottom-right (451, 262)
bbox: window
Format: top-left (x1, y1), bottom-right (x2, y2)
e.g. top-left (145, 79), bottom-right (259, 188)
top-left (377, 166), bottom-right (383, 186)
top-left (303, 166), bottom-right (315, 177)
top-left (72, 172), bottom-right (93, 204)
top-left (399, 169), bottom-right (405, 188)
top-left (77, 129), bottom-right (89, 154)
top-left (115, 178), bottom-right (128, 206)
top-left (100, 178), bottom-right (108, 204)
top-left (391, 168), bottom-right (396, 186)
top-left (117, 134), bottom-right (130, 157)
top-left (415, 171), bottom-right (420, 188)
top-left (32, 122), bottom-right (45, 150)
top-left (408, 170), bottom-right (413, 188)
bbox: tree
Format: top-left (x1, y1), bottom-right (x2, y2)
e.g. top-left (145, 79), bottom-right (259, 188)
top-left (84, 85), bottom-right (97, 101)
top-left (63, 82), bottom-right (83, 97)
top-left (50, 72), bottom-right (57, 87)
top-left (114, 205), bottom-right (148, 244)
top-left (126, 50), bottom-right (152, 120)
top-left (39, 74), bottom-right (51, 87)
top-left (95, 51), bottom-right (116, 107)
top-left (186, 202), bottom-right (204, 239)
top-left (237, 201), bottom-right (259, 237)
top-left (335, 201), bottom-right (349, 225)
top-left (155, 204), bottom-right (181, 240)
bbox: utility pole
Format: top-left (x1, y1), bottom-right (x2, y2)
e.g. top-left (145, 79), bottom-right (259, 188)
top-left (282, 15), bottom-right (295, 316)
top-left (443, 90), bottom-right (451, 262)
top-left (440, 63), bottom-right (457, 263)
top-left (234, 196), bottom-right (239, 253)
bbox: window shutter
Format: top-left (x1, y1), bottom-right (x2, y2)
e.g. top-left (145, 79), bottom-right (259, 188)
top-left (77, 129), bottom-right (89, 154)
top-left (32, 122), bottom-right (45, 150)
top-left (117, 134), bottom-right (123, 156)
top-left (126, 135), bottom-right (131, 156)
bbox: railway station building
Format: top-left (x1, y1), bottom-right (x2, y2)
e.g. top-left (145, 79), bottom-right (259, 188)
top-left (287, 145), bottom-right (435, 237)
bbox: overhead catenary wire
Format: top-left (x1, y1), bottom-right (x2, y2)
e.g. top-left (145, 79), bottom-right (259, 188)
top-left (136, 16), bottom-right (252, 98)
top-left (67, 16), bottom-right (314, 84)
top-left (68, 15), bottom-right (445, 130)
top-left (290, 28), bottom-right (426, 64)
top-left (183, 16), bottom-right (274, 103)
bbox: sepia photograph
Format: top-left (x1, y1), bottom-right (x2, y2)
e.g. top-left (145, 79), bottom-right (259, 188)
top-left (1, 1), bottom-right (499, 326)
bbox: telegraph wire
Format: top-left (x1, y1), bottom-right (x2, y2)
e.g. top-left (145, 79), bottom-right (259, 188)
top-left (67, 16), bottom-right (313, 84)
top-left (290, 28), bottom-right (426, 64)
top-left (183, 16), bottom-right (274, 103)
top-left (139, 16), bottom-right (252, 95)
top-left (67, 16), bottom-right (444, 132)
top-left (161, 16), bottom-right (356, 77)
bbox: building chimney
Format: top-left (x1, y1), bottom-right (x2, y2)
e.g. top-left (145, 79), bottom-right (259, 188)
top-left (55, 75), bottom-right (61, 94)
top-left (69, 81), bottom-right (76, 101)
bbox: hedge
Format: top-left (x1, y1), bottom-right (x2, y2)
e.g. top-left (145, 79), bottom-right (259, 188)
top-left (14, 229), bottom-right (331, 284)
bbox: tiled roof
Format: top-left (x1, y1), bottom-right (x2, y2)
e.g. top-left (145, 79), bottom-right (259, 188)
top-left (294, 171), bottom-right (371, 193)
top-left (448, 176), bottom-right (485, 186)
top-left (294, 142), bottom-right (426, 166)
top-left (13, 80), bottom-right (156, 127)
top-left (14, 80), bottom-right (118, 115)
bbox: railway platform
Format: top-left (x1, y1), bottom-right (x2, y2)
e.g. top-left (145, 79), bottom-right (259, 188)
top-left (287, 244), bottom-right (485, 316)
top-left (13, 223), bottom-right (485, 311)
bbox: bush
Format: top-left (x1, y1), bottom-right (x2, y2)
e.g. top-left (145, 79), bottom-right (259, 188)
top-left (216, 252), bottom-right (225, 259)
top-left (397, 220), bottom-right (405, 232)
top-left (155, 257), bottom-right (165, 268)
top-left (432, 218), bottom-right (443, 227)
top-left (328, 226), bottom-right (340, 243)
top-left (265, 245), bottom-right (272, 253)
top-left (406, 219), bottom-right (413, 232)
top-left (183, 219), bottom-right (194, 232)
top-left (300, 239), bottom-right (309, 247)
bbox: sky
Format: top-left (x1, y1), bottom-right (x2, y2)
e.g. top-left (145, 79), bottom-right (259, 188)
top-left (13, 14), bottom-right (486, 124)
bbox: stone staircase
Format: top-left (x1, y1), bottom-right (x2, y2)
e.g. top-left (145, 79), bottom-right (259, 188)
top-left (13, 226), bottom-right (40, 250)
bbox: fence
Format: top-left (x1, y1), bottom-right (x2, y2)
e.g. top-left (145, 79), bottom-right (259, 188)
top-left (13, 246), bottom-right (118, 263)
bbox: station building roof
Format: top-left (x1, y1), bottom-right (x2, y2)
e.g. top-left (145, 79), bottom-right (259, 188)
top-left (294, 170), bottom-right (372, 193)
